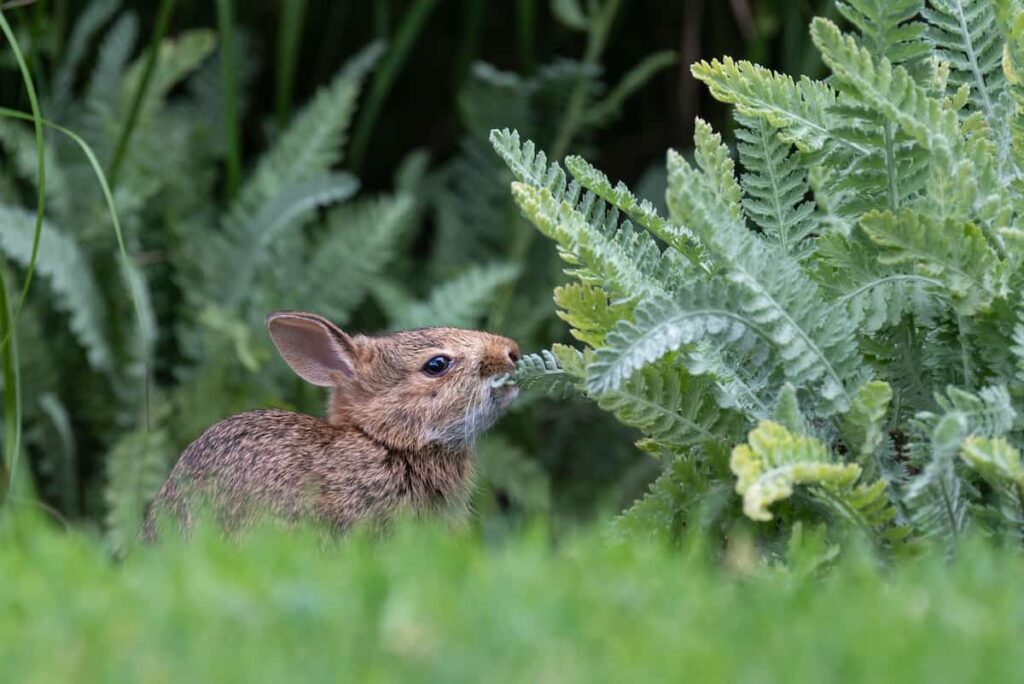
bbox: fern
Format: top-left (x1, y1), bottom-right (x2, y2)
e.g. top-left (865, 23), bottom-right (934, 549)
top-left (923, 0), bottom-right (1005, 120)
top-left (491, 0), bottom-right (1024, 555)
top-left (392, 263), bottom-right (521, 330)
top-left (104, 426), bottom-right (173, 555)
top-left (234, 42), bottom-right (383, 221)
top-left (730, 421), bottom-right (897, 536)
top-left (859, 210), bottom-right (1009, 313)
top-left (734, 112), bottom-right (816, 256)
top-left (0, 206), bottom-right (111, 371)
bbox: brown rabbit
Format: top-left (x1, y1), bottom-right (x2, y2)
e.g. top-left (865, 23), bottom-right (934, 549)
top-left (144, 311), bottom-right (520, 537)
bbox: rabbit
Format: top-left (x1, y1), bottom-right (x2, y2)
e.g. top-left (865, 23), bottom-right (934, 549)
top-left (143, 311), bottom-right (520, 538)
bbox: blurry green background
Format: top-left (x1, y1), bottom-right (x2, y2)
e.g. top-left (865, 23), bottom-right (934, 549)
top-left (0, 0), bottom-right (827, 544)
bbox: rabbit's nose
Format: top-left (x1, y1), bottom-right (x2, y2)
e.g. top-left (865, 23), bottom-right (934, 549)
top-left (507, 343), bottom-right (521, 364)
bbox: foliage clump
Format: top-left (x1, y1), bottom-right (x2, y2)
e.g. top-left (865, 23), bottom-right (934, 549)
top-left (500, 0), bottom-right (1024, 556)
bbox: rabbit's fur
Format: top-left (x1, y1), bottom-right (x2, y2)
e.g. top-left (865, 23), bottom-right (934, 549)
top-left (144, 311), bottom-right (520, 536)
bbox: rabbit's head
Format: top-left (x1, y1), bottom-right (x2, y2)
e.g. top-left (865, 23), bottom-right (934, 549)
top-left (267, 311), bottom-right (520, 451)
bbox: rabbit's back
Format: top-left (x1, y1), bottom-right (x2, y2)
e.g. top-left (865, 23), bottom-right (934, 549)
top-left (144, 409), bottom-right (472, 536)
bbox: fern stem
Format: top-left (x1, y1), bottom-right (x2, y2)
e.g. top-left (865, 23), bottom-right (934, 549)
top-left (834, 274), bottom-right (944, 306)
top-left (216, 0), bottom-right (242, 202)
top-left (883, 122), bottom-right (899, 210)
top-left (107, 0), bottom-right (176, 189)
top-left (348, 0), bottom-right (439, 173)
top-left (0, 9), bottom-right (46, 329)
top-left (275, 0), bottom-right (307, 130)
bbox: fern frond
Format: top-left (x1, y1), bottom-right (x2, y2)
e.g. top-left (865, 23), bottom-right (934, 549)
top-left (0, 206), bottom-right (111, 370)
top-left (690, 57), bottom-right (862, 154)
top-left (235, 42), bottom-right (382, 219)
top-left (509, 181), bottom-right (676, 298)
top-left (508, 349), bottom-right (578, 398)
top-left (120, 29), bottom-right (217, 122)
top-left (50, 0), bottom-right (120, 116)
top-left (811, 17), bottom-right (963, 161)
top-left (730, 421), bottom-right (897, 537)
top-left (841, 380), bottom-right (893, 476)
top-left (665, 125), bottom-right (865, 415)
top-left (922, 0), bottom-right (1005, 119)
top-left (564, 154), bottom-right (709, 269)
top-left (836, 0), bottom-right (930, 66)
top-left (592, 355), bottom-right (748, 451)
top-left (104, 426), bottom-right (173, 555)
top-left (302, 194), bottom-right (415, 324)
top-left (860, 210), bottom-right (1009, 313)
top-left (216, 173), bottom-right (360, 308)
top-left (734, 112), bottom-right (816, 255)
top-left (393, 262), bottom-right (520, 329)
top-left (553, 283), bottom-right (630, 348)
top-left (961, 435), bottom-right (1024, 490)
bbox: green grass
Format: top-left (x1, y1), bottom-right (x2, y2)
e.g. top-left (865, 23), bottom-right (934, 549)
top-left (2, 517), bottom-right (1023, 683)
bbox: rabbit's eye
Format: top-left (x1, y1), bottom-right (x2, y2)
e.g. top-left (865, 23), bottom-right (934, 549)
top-left (422, 355), bottom-right (452, 377)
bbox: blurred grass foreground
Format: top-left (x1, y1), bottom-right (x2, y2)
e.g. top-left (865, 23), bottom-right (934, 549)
top-left (3, 515), bottom-right (1024, 683)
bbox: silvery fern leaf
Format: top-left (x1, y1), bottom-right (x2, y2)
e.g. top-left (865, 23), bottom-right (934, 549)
top-left (563, 154), bottom-right (709, 269)
top-left (837, 0), bottom-right (930, 66)
top-left (923, 0), bottom-right (1005, 119)
top-left (734, 112), bottom-right (817, 256)
top-left (666, 123), bottom-right (866, 416)
top-left (811, 18), bottom-right (964, 162)
top-left (591, 355), bottom-right (748, 451)
top-left (104, 427), bottom-right (173, 555)
top-left (509, 181), bottom-right (679, 298)
top-left (859, 210), bottom-right (1009, 314)
top-left (507, 349), bottom-right (577, 398)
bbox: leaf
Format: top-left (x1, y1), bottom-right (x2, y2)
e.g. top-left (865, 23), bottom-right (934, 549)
top-left (393, 263), bottom-right (521, 329)
top-left (730, 420), bottom-right (862, 521)
top-left (841, 380), bottom-right (893, 468)
top-left (509, 349), bottom-right (578, 398)
top-left (591, 355), bottom-right (747, 451)
top-left (0, 205), bottom-right (111, 370)
top-left (104, 427), bottom-right (173, 556)
top-left (550, 0), bottom-right (588, 31)
top-left (235, 42), bottom-right (382, 220)
top-left (860, 210), bottom-right (1008, 313)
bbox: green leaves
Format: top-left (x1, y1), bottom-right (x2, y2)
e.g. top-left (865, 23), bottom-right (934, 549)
top-left (860, 210), bottom-right (1008, 313)
top-left (730, 420), bottom-right (860, 521)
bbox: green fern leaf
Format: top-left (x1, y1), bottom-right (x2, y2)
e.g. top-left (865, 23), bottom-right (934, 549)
top-left (104, 426), bottom-right (173, 555)
top-left (860, 209), bottom-right (1009, 313)
top-left (0, 205), bottom-right (111, 370)
top-left (553, 283), bottom-right (631, 348)
top-left (392, 262), bottom-right (520, 329)
top-left (841, 380), bottom-right (893, 473)
top-left (236, 42), bottom-right (383, 219)
top-left (301, 194), bottom-right (415, 323)
top-left (216, 173), bottom-right (360, 308)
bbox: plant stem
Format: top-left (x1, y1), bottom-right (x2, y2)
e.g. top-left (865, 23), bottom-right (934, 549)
top-left (515, 0), bottom-right (536, 73)
top-left (275, 0), bottom-right (307, 130)
top-left (108, 0), bottom-right (176, 189)
top-left (216, 0), bottom-right (241, 202)
top-left (348, 0), bottom-right (439, 173)
top-left (0, 261), bottom-right (20, 505)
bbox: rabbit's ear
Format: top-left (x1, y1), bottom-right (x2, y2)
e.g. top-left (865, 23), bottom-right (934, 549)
top-left (266, 311), bottom-right (359, 387)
